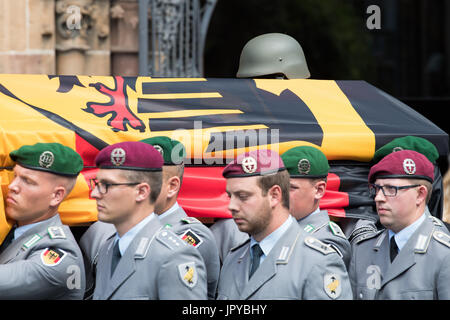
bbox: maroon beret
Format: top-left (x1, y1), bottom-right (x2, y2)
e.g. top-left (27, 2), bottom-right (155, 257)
top-left (368, 150), bottom-right (434, 183)
top-left (222, 149), bottom-right (286, 178)
top-left (95, 141), bottom-right (163, 171)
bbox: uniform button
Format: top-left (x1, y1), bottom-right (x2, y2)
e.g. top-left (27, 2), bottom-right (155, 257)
top-left (359, 293), bottom-right (363, 299)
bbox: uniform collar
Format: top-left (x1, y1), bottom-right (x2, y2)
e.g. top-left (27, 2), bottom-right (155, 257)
top-left (14, 216), bottom-right (54, 240)
top-left (388, 211), bottom-right (426, 251)
top-left (114, 213), bottom-right (156, 255)
top-left (157, 202), bottom-right (180, 221)
top-left (250, 215), bottom-right (294, 259)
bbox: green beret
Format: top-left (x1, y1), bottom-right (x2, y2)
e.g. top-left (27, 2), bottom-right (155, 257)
top-left (140, 136), bottom-right (186, 165)
top-left (373, 136), bottom-right (439, 164)
top-left (10, 142), bottom-right (83, 177)
top-left (281, 146), bottom-right (329, 178)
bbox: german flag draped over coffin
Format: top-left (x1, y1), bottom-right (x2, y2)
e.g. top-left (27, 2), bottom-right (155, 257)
top-left (0, 75), bottom-right (447, 239)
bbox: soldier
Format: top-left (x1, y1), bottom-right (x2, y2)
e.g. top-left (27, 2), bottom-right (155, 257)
top-left (349, 150), bottom-right (450, 299)
top-left (140, 136), bottom-right (220, 300)
top-left (1, 142), bottom-right (86, 299)
top-left (281, 146), bottom-right (351, 269)
top-left (90, 141), bottom-right (207, 300)
top-left (216, 149), bottom-right (352, 300)
top-left (372, 136), bottom-right (444, 219)
top-left (211, 32), bottom-right (312, 264)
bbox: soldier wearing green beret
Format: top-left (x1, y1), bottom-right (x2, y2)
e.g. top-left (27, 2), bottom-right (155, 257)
top-left (1, 142), bottom-right (86, 299)
top-left (373, 136), bottom-right (443, 219)
top-left (281, 146), bottom-right (351, 269)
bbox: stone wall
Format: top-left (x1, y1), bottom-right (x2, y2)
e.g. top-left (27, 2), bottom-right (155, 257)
top-left (0, 0), bottom-right (139, 76)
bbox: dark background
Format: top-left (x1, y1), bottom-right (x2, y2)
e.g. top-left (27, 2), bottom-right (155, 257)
top-left (203, 0), bottom-right (450, 172)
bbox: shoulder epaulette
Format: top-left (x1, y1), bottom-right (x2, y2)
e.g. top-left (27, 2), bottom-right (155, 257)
top-left (47, 226), bottom-right (66, 239)
top-left (304, 236), bottom-right (336, 255)
top-left (328, 221), bottom-right (347, 239)
top-left (156, 229), bottom-right (186, 250)
top-left (430, 216), bottom-right (443, 227)
top-left (181, 217), bottom-right (200, 224)
top-left (353, 229), bottom-right (383, 245)
top-left (433, 231), bottom-right (450, 249)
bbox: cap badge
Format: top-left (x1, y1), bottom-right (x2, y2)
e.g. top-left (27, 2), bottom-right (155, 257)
top-left (241, 156), bottom-right (257, 174)
top-left (110, 147), bottom-right (126, 166)
top-left (153, 144), bottom-right (164, 157)
top-left (298, 158), bottom-right (311, 175)
top-left (39, 151), bottom-right (54, 168)
top-left (392, 146), bottom-right (404, 152)
top-left (403, 158), bottom-right (416, 175)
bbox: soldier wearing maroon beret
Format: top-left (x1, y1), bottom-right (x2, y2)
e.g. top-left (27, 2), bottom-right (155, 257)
top-left (217, 149), bottom-right (352, 300)
top-left (88, 141), bottom-right (207, 300)
top-left (349, 150), bottom-right (450, 300)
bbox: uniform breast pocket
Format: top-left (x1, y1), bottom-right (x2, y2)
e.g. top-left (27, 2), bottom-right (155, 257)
top-left (399, 290), bottom-right (434, 300)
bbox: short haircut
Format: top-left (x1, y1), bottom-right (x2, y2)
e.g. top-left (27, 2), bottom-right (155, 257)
top-left (256, 170), bottom-right (290, 209)
top-left (409, 178), bottom-right (433, 204)
top-left (121, 170), bottom-right (162, 204)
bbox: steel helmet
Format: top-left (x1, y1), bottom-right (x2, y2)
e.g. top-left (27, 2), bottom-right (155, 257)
top-left (236, 33), bottom-right (310, 79)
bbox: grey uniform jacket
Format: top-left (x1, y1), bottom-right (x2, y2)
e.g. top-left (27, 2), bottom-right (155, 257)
top-left (349, 213), bottom-right (450, 300)
top-left (0, 214), bottom-right (86, 299)
top-left (93, 217), bottom-right (208, 300)
top-left (217, 219), bottom-right (352, 300)
top-left (210, 218), bottom-right (249, 264)
top-left (79, 220), bottom-right (116, 297)
top-left (298, 210), bottom-right (351, 269)
top-left (159, 206), bottom-right (220, 300)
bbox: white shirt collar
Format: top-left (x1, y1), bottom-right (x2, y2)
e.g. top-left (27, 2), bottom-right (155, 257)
top-left (157, 202), bottom-right (180, 221)
top-left (250, 215), bottom-right (294, 260)
top-left (114, 213), bottom-right (156, 255)
top-left (388, 212), bottom-right (426, 251)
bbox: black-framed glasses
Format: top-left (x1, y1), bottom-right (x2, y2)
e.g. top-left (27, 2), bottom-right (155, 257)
top-left (368, 183), bottom-right (420, 198)
top-left (89, 178), bottom-right (140, 195)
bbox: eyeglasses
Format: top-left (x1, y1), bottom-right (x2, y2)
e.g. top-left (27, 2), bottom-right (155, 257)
top-left (89, 178), bottom-right (140, 195)
top-left (368, 183), bottom-right (420, 198)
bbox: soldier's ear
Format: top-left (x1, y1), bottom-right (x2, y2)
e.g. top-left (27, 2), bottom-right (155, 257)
top-left (314, 180), bottom-right (327, 200)
top-left (268, 185), bottom-right (282, 208)
top-left (50, 186), bottom-right (66, 207)
top-left (135, 182), bottom-right (151, 202)
top-left (415, 185), bottom-right (428, 206)
top-left (166, 175), bottom-right (181, 199)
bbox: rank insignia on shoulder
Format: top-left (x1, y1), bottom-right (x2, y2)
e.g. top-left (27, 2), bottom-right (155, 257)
top-left (324, 273), bottom-right (342, 299)
top-left (178, 262), bottom-right (198, 288)
top-left (48, 226), bottom-right (66, 239)
top-left (329, 222), bottom-right (346, 239)
top-left (180, 229), bottom-right (203, 248)
top-left (41, 248), bottom-right (67, 266)
top-left (304, 236), bottom-right (336, 255)
top-left (433, 231), bottom-right (450, 248)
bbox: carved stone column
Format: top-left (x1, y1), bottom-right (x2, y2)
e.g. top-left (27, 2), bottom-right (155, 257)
top-left (55, 0), bottom-right (110, 75)
top-left (110, 0), bottom-right (140, 76)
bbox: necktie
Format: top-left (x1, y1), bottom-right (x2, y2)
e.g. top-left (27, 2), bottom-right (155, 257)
top-left (249, 244), bottom-right (264, 279)
top-left (0, 226), bottom-right (16, 254)
top-left (390, 237), bottom-right (399, 263)
top-left (110, 240), bottom-right (121, 276)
